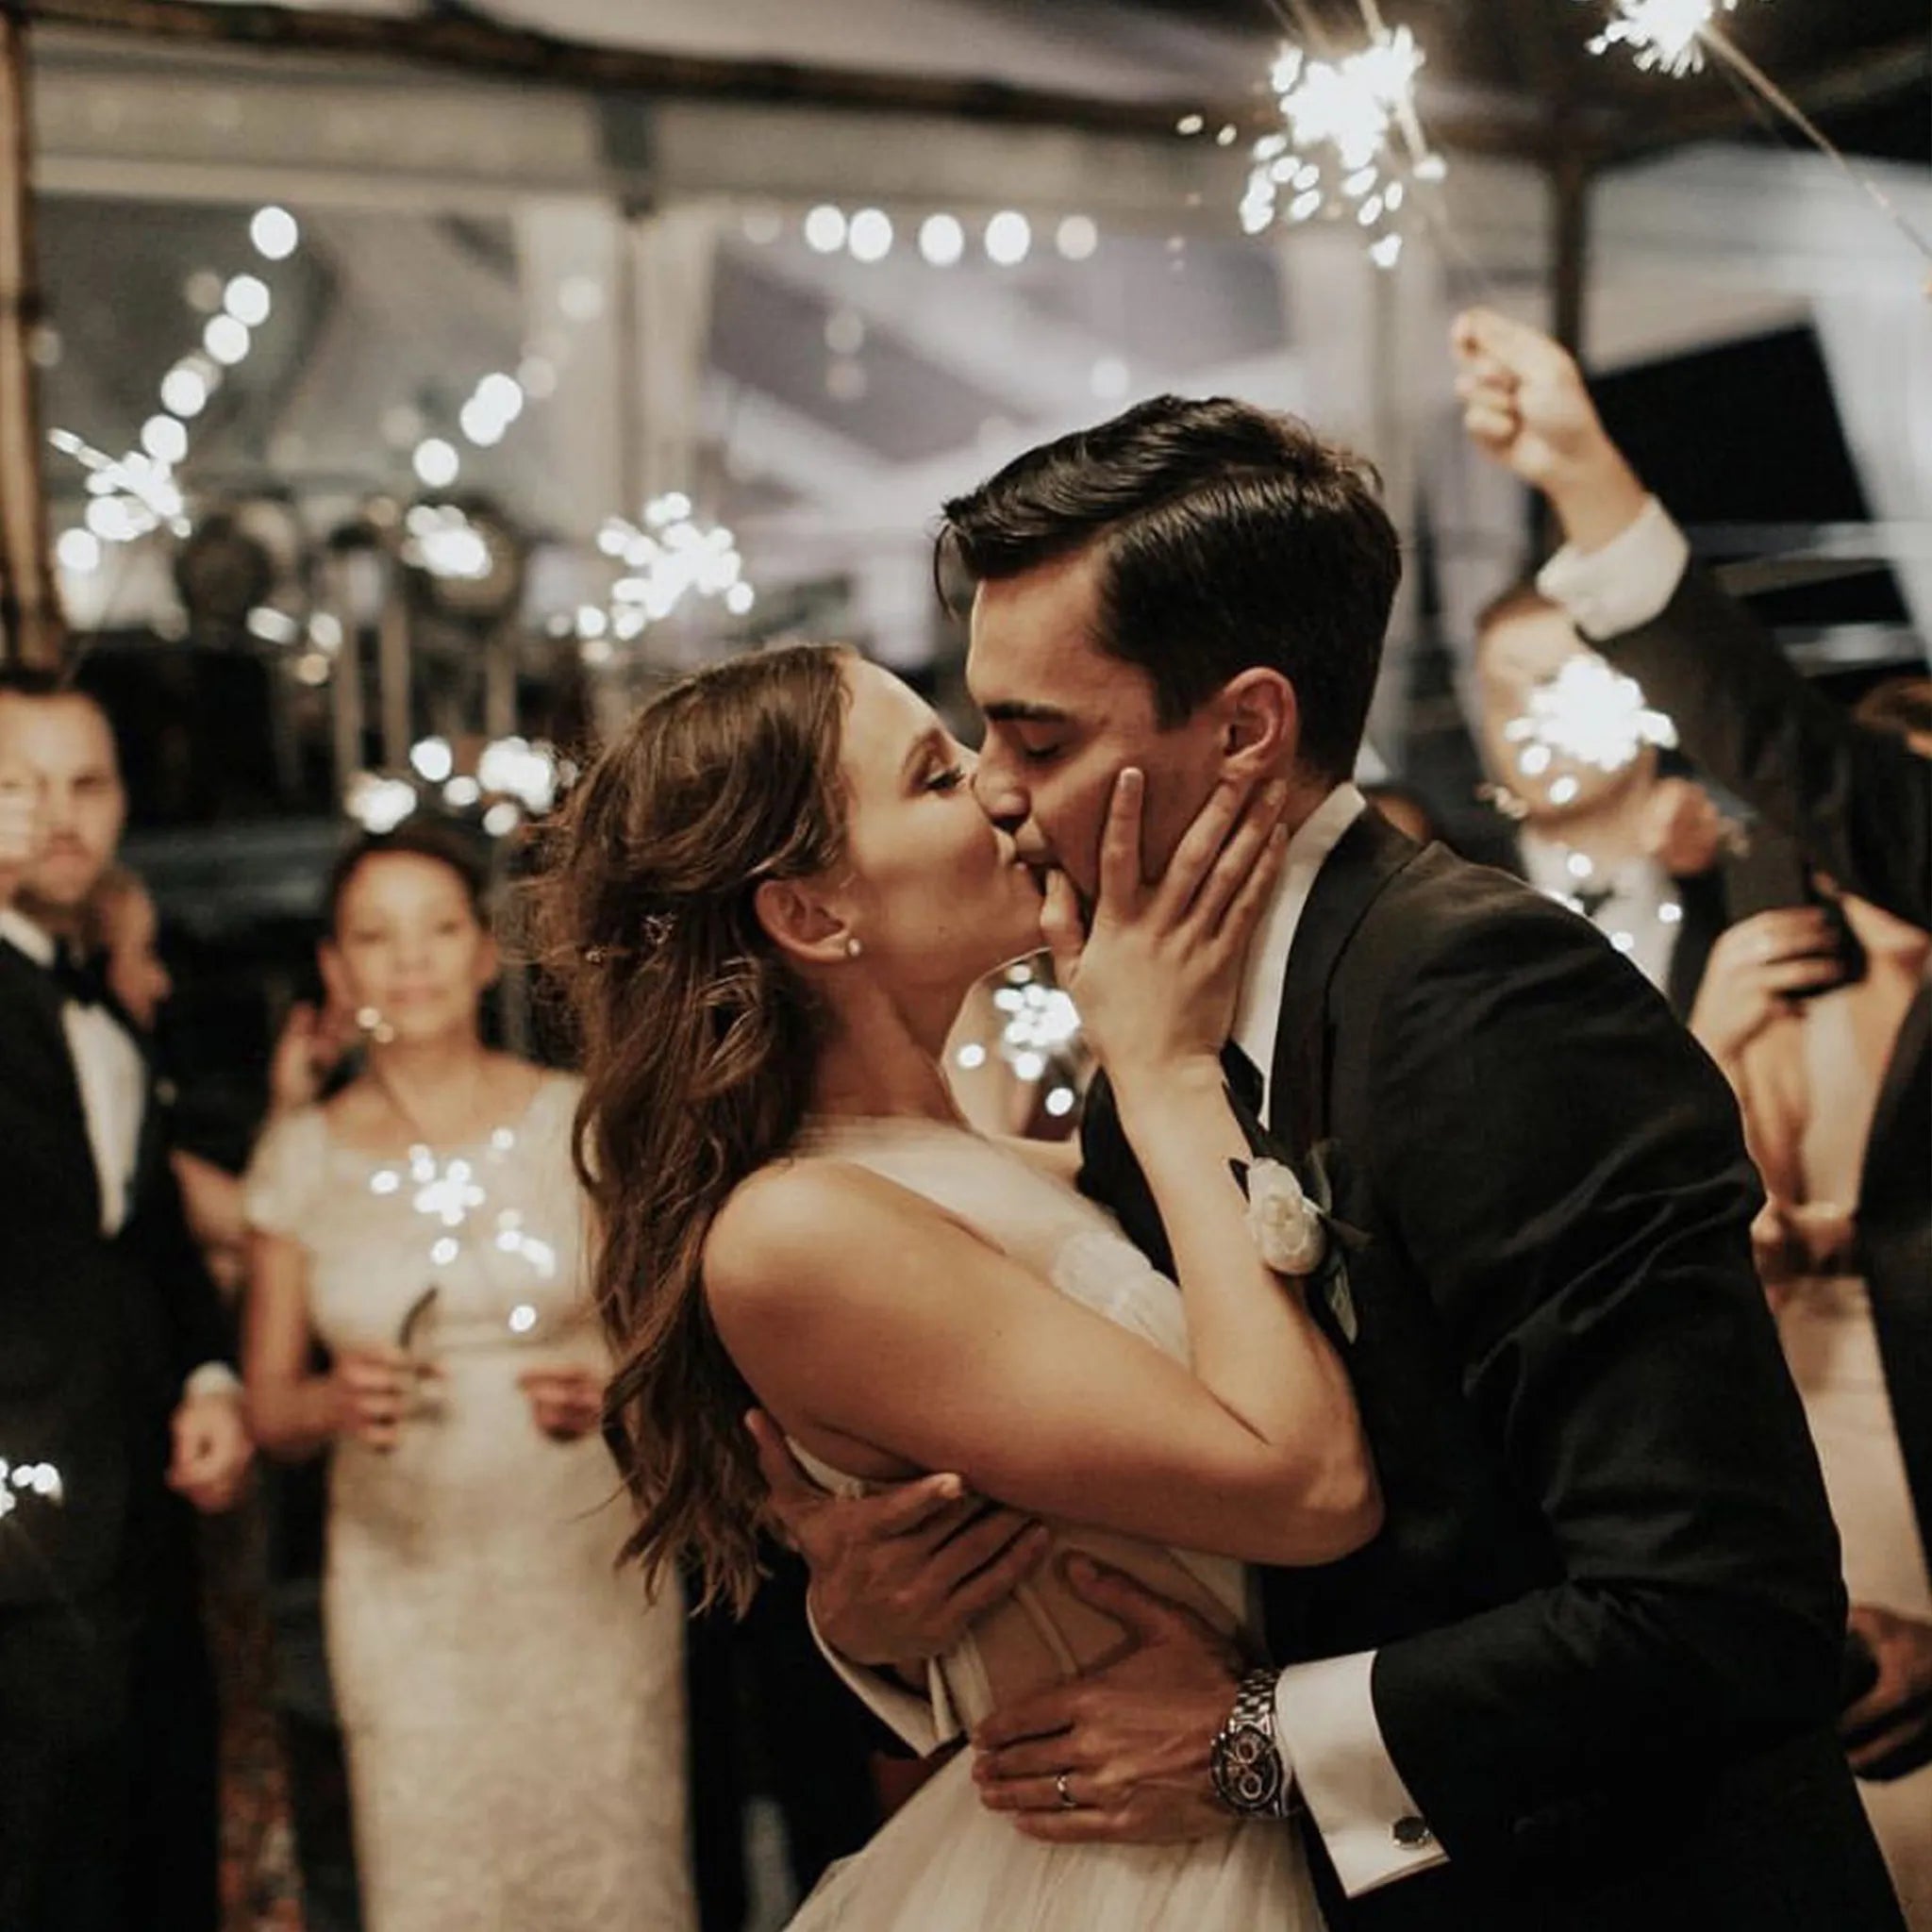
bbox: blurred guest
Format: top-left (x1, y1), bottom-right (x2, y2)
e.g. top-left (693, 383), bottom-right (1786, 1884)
top-left (242, 821), bottom-right (693, 1932)
top-left (0, 667), bottom-right (248, 1932)
top-left (1472, 583), bottom-right (1732, 1015)
top-left (83, 859), bottom-right (338, 1929)
top-left (1685, 682), bottom-right (1932, 1923)
top-left (1459, 306), bottom-right (1932, 1919)
top-left (86, 862), bottom-right (355, 1292)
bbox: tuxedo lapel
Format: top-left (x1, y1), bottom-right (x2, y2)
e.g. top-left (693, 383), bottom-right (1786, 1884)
top-left (1270, 808), bottom-right (1421, 1157)
top-left (0, 938), bottom-right (116, 1229)
top-left (1863, 976), bottom-right (1930, 1218)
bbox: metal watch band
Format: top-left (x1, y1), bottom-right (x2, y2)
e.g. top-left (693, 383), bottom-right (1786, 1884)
top-left (1210, 1665), bottom-right (1295, 1820)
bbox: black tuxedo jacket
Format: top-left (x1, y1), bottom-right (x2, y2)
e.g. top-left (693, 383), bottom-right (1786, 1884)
top-left (1080, 809), bottom-right (1901, 1930)
top-left (0, 937), bottom-right (231, 1606)
top-left (1595, 568), bottom-right (1932, 1569)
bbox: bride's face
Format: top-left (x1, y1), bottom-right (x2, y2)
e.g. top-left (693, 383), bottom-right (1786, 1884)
top-left (830, 658), bottom-right (1044, 996)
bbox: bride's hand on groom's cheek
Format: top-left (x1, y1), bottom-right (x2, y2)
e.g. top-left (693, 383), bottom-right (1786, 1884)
top-left (748, 1410), bottom-right (1052, 1672)
top-left (971, 1554), bottom-right (1244, 1845)
top-left (1042, 769), bottom-right (1290, 1089)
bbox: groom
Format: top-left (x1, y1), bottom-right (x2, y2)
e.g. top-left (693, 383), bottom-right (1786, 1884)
top-left (756, 397), bottom-right (1903, 1928)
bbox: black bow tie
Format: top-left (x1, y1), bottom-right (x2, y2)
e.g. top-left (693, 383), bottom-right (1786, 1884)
top-left (48, 945), bottom-right (112, 1009)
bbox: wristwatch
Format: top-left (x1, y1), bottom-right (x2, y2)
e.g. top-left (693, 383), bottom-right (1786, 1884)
top-left (1209, 1666), bottom-right (1296, 1819)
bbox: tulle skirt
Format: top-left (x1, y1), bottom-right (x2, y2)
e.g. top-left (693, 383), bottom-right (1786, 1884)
top-left (787, 1750), bottom-right (1321, 1931)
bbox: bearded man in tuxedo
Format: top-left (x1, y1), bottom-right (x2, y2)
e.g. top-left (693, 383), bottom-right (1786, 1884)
top-left (0, 668), bottom-right (251, 1932)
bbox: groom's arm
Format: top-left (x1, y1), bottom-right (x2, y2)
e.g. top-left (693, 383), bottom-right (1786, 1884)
top-left (1355, 891), bottom-right (1846, 1874)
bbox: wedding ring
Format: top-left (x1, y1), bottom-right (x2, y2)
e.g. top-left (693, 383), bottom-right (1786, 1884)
top-left (1055, 1772), bottom-right (1078, 1810)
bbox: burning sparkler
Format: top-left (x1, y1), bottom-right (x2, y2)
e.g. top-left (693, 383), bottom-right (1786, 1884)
top-left (1586, 0), bottom-right (1739, 78)
top-left (1238, 25), bottom-right (1443, 270)
top-left (1505, 653), bottom-right (1677, 776)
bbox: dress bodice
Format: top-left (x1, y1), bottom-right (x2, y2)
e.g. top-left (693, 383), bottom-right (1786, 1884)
top-left (789, 1114), bottom-right (1252, 1737)
top-left (244, 1072), bottom-right (592, 1362)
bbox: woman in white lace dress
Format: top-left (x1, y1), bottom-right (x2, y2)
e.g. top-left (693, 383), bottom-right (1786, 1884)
top-left (242, 823), bottom-right (693, 1932)
top-left (540, 644), bottom-right (1379, 1931)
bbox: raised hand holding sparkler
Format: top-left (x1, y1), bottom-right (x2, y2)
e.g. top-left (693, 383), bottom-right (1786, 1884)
top-left (1452, 307), bottom-right (1650, 553)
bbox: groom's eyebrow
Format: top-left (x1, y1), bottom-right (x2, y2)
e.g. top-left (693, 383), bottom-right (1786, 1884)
top-left (982, 701), bottom-right (1071, 724)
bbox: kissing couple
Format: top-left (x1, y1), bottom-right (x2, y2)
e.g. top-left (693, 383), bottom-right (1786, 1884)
top-left (541, 323), bottom-right (1903, 1932)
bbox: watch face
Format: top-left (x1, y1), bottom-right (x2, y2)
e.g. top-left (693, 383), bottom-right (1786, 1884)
top-left (1214, 1726), bottom-right (1286, 1814)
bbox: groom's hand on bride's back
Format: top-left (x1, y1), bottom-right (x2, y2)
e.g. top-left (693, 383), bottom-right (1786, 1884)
top-left (972, 1554), bottom-right (1242, 1845)
top-left (748, 1409), bottom-right (1052, 1671)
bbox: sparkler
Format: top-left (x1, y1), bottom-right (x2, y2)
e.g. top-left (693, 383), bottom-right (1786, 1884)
top-left (1238, 24), bottom-right (1444, 270)
top-left (1583, 0), bottom-right (1932, 267)
top-left (582, 494), bottom-right (756, 643)
top-left (0, 1457), bottom-right (65, 1522)
top-left (1505, 653), bottom-right (1677, 775)
top-left (1587, 0), bottom-right (1737, 78)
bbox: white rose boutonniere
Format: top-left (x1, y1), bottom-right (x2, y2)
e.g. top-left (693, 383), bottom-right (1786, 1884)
top-left (1243, 1158), bottom-right (1328, 1277)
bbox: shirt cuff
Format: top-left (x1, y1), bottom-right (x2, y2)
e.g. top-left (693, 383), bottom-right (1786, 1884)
top-left (804, 1598), bottom-right (959, 1758)
top-left (1274, 1649), bottom-right (1447, 1896)
top-left (1537, 495), bottom-right (1690, 641)
top-left (183, 1361), bottom-right (242, 1402)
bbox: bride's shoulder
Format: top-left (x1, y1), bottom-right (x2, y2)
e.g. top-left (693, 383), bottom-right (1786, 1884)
top-left (706, 1158), bottom-right (923, 1301)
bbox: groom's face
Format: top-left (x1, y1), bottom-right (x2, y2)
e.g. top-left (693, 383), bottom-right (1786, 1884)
top-left (964, 547), bottom-right (1226, 903)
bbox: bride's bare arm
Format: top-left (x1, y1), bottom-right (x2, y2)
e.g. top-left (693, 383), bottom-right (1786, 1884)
top-left (708, 1158), bottom-right (1377, 1568)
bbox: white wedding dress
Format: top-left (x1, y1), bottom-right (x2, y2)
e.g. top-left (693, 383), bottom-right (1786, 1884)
top-left (784, 1115), bottom-right (1322, 1932)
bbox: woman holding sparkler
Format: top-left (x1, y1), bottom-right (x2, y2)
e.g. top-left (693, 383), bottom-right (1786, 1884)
top-left (241, 820), bottom-right (693, 1932)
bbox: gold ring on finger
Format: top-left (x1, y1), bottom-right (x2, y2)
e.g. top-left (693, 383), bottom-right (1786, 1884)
top-left (1055, 1772), bottom-right (1079, 1810)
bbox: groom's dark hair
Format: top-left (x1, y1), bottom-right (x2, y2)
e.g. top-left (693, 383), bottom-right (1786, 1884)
top-left (938, 396), bottom-right (1400, 783)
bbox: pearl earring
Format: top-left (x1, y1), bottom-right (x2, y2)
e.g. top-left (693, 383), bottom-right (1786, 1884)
top-left (357, 1005), bottom-right (396, 1046)
top-left (843, 937), bottom-right (863, 959)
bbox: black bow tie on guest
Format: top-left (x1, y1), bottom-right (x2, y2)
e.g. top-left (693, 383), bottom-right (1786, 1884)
top-left (47, 944), bottom-right (112, 1009)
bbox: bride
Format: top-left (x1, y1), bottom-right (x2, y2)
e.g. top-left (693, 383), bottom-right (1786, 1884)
top-left (541, 641), bottom-right (1377, 1929)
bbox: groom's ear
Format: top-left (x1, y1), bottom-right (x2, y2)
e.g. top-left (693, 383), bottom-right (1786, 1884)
top-left (1217, 668), bottom-right (1299, 778)
top-left (753, 877), bottom-right (853, 968)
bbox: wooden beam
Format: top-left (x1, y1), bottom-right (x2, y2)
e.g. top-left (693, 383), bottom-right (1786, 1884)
top-left (1607, 34), bottom-right (1932, 162)
top-left (17, 0), bottom-right (1543, 156)
top-left (0, 8), bottom-right (62, 667)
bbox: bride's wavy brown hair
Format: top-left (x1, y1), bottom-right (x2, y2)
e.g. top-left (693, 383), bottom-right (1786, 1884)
top-left (536, 643), bottom-right (855, 1614)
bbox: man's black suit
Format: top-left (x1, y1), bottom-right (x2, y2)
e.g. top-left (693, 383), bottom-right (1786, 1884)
top-left (0, 934), bottom-right (228, 1932)
top-left (1594, 566), bottom-right (1931, 1572)
top-left (1080, 808), bottom-right (1902, 1929)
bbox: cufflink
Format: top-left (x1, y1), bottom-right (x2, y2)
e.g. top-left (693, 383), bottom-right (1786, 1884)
top-left (1392, 1816), bottom-right (1435, 1851)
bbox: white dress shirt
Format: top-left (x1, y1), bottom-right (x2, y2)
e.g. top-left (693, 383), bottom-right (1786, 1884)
top-left (0, 904), bottom-right (237, 1403)
top-left (1536, 494), bottom-right (1691, 641)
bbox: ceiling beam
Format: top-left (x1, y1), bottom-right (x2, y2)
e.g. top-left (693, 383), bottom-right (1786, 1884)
top-left (1606, 33), bottom-right (1932, 163)
top-left (19, 0), bottom-right (1545, 157)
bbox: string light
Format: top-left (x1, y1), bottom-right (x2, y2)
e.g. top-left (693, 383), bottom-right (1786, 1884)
top-left (403, 503), bottom-right (491, 580)
top-left (1239, 26), bottom-right (1443, 269)
top-left (985, 211), bottom-right (1032, 266)
top-left (918, 213), bottom-right (966, 267)
top-left (249, 205), bottom-right (300, 261)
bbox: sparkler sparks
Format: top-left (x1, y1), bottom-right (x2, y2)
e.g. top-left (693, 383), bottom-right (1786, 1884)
top-left (1587, 0), bottom-right (1739, 77)
top-left (1505, 654), bottom-right (1678, 774)
top-left (0, 1458), bottom-right (65, 1522)
top-left (1239, 26), bottom-right (1441, 270)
